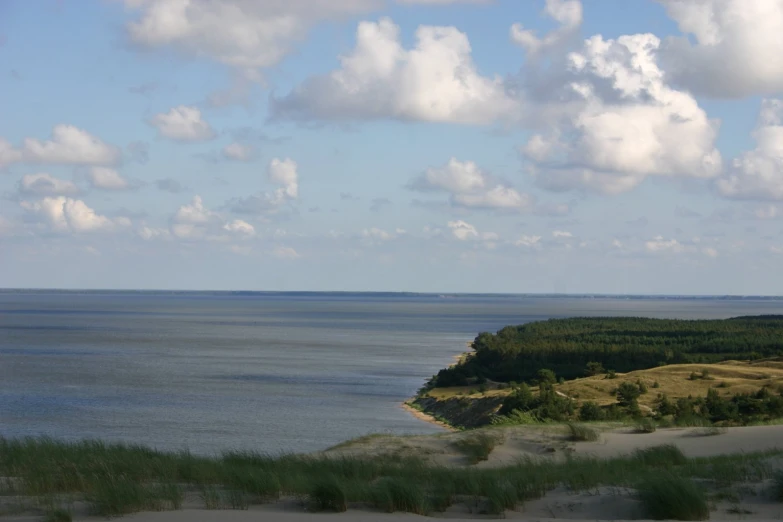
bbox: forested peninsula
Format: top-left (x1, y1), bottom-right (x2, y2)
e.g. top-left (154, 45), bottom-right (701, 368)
top-left (410, 316), bottom-right (783, 429)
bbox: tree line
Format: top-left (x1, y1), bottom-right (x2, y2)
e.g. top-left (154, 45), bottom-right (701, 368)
top-left (433, 316), bottom-right (783, 388)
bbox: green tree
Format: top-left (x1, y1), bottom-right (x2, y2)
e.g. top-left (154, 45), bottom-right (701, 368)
top-left (616, 382), bottom-right (642, 407)
top-left (585, 361), bottom-right (606, 376)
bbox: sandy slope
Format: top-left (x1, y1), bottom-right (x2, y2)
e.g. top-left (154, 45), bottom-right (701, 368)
top-left (3, 425), bottom-right (783, 521)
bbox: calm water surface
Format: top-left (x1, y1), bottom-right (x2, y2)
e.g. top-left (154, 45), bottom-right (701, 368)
top-left (1, 291), bottom-right (781, 455)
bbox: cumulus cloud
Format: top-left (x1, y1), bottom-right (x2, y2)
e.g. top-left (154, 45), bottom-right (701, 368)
top-left (88, 167), bottom-right (133, 190)
top-left (17, 173), bottom-right (79, 197)
top-left (149, 106), bottom-right (215, 141)
top-left (20, 197), bottom-right (130, 233)
top-left (170, 195), bottom-right (255, 240)
top-left (716, 99), bottom-right (783, 201)
top-left (552, 230), bottom-right (572, 238)
top-left (222, 143), bottom-right (254, 161)
top-left (226, 158), bottom-right (299, 215)
top-left (270, 18), bottom-right (520, 124)
top-left (409, 158), bottom-right (533, 211)
top-left (223, 219), bottom-right (256, 236)
top-left (658, 0), bottom-right (783, 98)
top-left (123, 0), bottom-right (379, 76)
top-left (511, 0), bottom-right (582, 55)
top-left (1, 126), bottom-right (120, 167)
top-left (514, 235), bottom-right (542, 248)
top-left (0, 138), bottom-right (24, 168)
top-left (447, 220), bottom-right (479, 240)
top-left (523, 33), bottom-right (722, 194)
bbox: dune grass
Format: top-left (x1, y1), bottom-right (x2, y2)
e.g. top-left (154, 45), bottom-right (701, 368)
top-left (451, 432), bottom-right (503, 464)
top-left (774, 471), bottom-right (783, 501)
top-left (634, 418), bottom-right (657, 433)
top-left (566, 423), bottom-right (600, 441)
top-left (637, 473), bottom-right (710, 520)
top-left (1, 436), bottom-right (781, 517)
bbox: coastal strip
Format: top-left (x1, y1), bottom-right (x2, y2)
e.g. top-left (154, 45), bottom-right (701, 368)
top-left (400, 401), bottom-right (457, 432)
top-left (400, 340), bottom-right (473, 431)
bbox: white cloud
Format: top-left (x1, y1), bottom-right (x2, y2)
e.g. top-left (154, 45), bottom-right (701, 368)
top-left (138, 226), bottom-right (170, 240)
top-left (524, 33), bottom-right (721, 194)
top-left (222, 143), bottom-right (254, 161)
top-left (410, 158), bottom-right (486, 194)
top-left (149, 106), bottom-right (215, 141)
top-left (171, 196), bottom-right (257, 240)
top-left (453, 186), bottom-right (532, 210)
top-left (552, 230), bottom-right (572, 238)
top-left (13, 125), bottom-right (120, 166)
top-left (514, 235), bottom-right (542, 248)
top-left (644, 235), bottom-right (719, 258)
top-left (271, 18), bottom-right (520, 124)
top-left (409, 158), bottom-right (533, 211)
top-left (123, 0), bottom-right (379, 76)
top-left (447, 220), bottom-right (479, 241)
top-left (18, 173), bottom-right (79, 196)
top-left (645, 236), bottom-right (683, 253)
top-left (20, 197), bottom-right (128, 233)
top-left (658, 0), bottom-right (783, 97)
top-left (273, 246), bottom-right (301, 259)
top-left (0, 138), bottom-right (23, 168)
top-left (174, 195), bottom-right (217, 225)
top-left (268, 158), bottom-right (299, 200)
top-left (716, 99), bottom-right (783, 201)
top-left (223, 219), bottom-right (255, 236)
top-left (88, 167), bottom-right (132, 190)
top-left (511, 0), bottom-right (582, 55)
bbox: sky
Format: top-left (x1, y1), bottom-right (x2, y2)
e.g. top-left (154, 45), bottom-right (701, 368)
top-left (1, 0), bottom-right (783, 295)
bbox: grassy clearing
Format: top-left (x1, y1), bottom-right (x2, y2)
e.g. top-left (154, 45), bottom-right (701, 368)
top-left (451, 432), bottom-right (503, 464)
top-left (1, 436), bottom-right (781, 517)
top-left (638, 473), bottom-right (710, 520)
top-left (566, 423), bottom-right (600, 441)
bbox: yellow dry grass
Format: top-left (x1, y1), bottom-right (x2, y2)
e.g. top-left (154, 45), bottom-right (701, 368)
top-left (424, 360), bottom-right (783, 409)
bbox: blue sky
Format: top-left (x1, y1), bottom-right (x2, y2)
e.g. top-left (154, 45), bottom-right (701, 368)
top-left (1, 0), bottom-right (783, 294)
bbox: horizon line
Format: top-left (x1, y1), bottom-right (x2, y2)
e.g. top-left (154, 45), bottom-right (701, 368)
top-left (1, 288), bottom-right (782, 299)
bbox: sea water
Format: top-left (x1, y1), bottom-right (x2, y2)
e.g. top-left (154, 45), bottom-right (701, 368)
top-left (1, 290), bottom-right (781, 455)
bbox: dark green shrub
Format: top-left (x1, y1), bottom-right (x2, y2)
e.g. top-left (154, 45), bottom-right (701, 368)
top-left (637, 473), bottom-right (709, 520)
top-left (579, 401), bottom-right (604, 421)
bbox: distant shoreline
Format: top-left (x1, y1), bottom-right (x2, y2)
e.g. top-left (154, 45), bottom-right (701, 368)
top-left (2, 288), bottom-right (783, 299)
